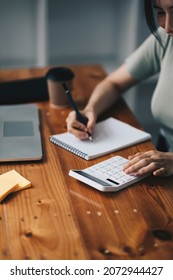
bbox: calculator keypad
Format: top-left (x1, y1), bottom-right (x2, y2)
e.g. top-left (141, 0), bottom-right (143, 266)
top-left (85, 156), bottom-right (136, 186)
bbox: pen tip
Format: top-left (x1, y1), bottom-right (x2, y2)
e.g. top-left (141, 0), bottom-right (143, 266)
top-left (89, 136), bottom-right (93, 142)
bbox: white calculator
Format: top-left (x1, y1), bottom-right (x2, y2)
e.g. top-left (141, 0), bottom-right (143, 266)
top-left (69, 156), bottom-right (148, 192)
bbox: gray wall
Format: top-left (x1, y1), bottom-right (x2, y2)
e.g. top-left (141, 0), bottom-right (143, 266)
top-left (0, 0), bottom-right (37, 67)
top-left (0, 0), bottom-right (146, 68)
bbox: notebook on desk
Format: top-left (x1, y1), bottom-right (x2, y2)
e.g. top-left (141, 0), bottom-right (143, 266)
top-left (0, 104), bottom-right (43, 162)
top-left (50, 117), bottom-right (151, 160)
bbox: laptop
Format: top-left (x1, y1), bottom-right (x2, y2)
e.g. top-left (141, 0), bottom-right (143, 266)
top-left (0, 104), bottom-right (43, 162)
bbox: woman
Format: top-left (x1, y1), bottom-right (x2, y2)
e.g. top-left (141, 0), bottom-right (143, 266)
top-left (66, 0), bottom-right (173, 177)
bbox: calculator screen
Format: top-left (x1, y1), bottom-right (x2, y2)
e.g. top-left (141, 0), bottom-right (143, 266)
top-left (74, 170), bottom-right (112, 186)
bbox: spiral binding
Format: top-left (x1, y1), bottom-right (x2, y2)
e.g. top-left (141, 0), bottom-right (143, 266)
top-left (50, 136), bottom-right (88, 160)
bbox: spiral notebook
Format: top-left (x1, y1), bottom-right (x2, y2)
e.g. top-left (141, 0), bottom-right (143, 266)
top-left (49, 118), bottom-right (151, 160)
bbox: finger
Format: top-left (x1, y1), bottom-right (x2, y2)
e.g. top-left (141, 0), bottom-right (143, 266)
top-left (66, 118), bottom-right (89, 140)
top-left (67, 126), bottom-right (89, 140)
top-left (87, 118), bottom-right (95, 134)
top-left (153, 167), bottom-right (166, 176)
top-left (128, 152), bottom-right (142, 160)
top-left (128, 150), bottom-right (156, 160)
top-left (133, 159), bottom-right (165, 176)
top-left (125, 150), bottom-right (157, 170)
top-left (123, 154), bottom-right (143, 170)
top-left (67, 110), bottom-right (77, 120)
top-left (124, 157), bottom-right (152, 174)
top-left (134, 162), bottom-right (157, 176)
top-left (66, 115), bottom-right (88, 131)
top-left (84, 112), bottom-right (96, 134)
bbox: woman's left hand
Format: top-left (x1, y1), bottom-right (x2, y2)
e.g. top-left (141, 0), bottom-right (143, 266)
top-left (123, 150), bottom-right (173, 177)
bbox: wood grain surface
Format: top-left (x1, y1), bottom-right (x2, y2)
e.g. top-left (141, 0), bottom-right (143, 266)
top-left (0, 65), bottom-right (173, 260)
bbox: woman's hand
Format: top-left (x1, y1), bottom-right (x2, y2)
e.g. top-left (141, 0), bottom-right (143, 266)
top-left (66, 108), bottom-right (96, 140)
top-left (123, 150), bottom-right (173, 177)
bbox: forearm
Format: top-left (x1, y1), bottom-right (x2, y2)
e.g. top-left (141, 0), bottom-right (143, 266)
top-left (84, 64), bottom-right (136, 118)
top-left (84, 78), bottom-right (121, 118)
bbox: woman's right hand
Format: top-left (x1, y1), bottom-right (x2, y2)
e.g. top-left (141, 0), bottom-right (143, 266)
top-left (66, 65), bottom-right (137, 140)
top-left (66, 108), bottom-right (97, 140)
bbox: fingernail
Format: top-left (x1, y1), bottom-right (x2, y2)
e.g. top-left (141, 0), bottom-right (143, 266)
top-left (124, 168), bottom-right (129, 174)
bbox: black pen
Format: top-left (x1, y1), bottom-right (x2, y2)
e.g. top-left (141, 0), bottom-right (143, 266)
top-left (62, 82), bottom-right (93, 141)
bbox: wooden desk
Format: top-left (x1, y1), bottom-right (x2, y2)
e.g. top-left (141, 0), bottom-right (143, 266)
top-left (0, 65), bottom-right (173, 260)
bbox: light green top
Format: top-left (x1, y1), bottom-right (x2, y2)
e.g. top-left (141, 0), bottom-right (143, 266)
top-left (126, 28), bottom-right (173, 151)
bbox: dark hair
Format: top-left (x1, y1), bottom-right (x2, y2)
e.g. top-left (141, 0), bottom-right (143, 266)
top-left (144, 0), bottom-right (163, 46)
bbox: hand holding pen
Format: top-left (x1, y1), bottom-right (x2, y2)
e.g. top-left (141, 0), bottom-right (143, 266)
top-left (62, 83), bottom-right (93, 141)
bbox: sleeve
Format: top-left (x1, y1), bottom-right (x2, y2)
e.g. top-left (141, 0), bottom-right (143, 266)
top-left (125, 32), bottom-right (164, 82)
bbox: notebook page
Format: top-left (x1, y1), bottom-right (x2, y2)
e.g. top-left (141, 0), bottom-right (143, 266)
top-left (50, 118), bottom-right (151, 159)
